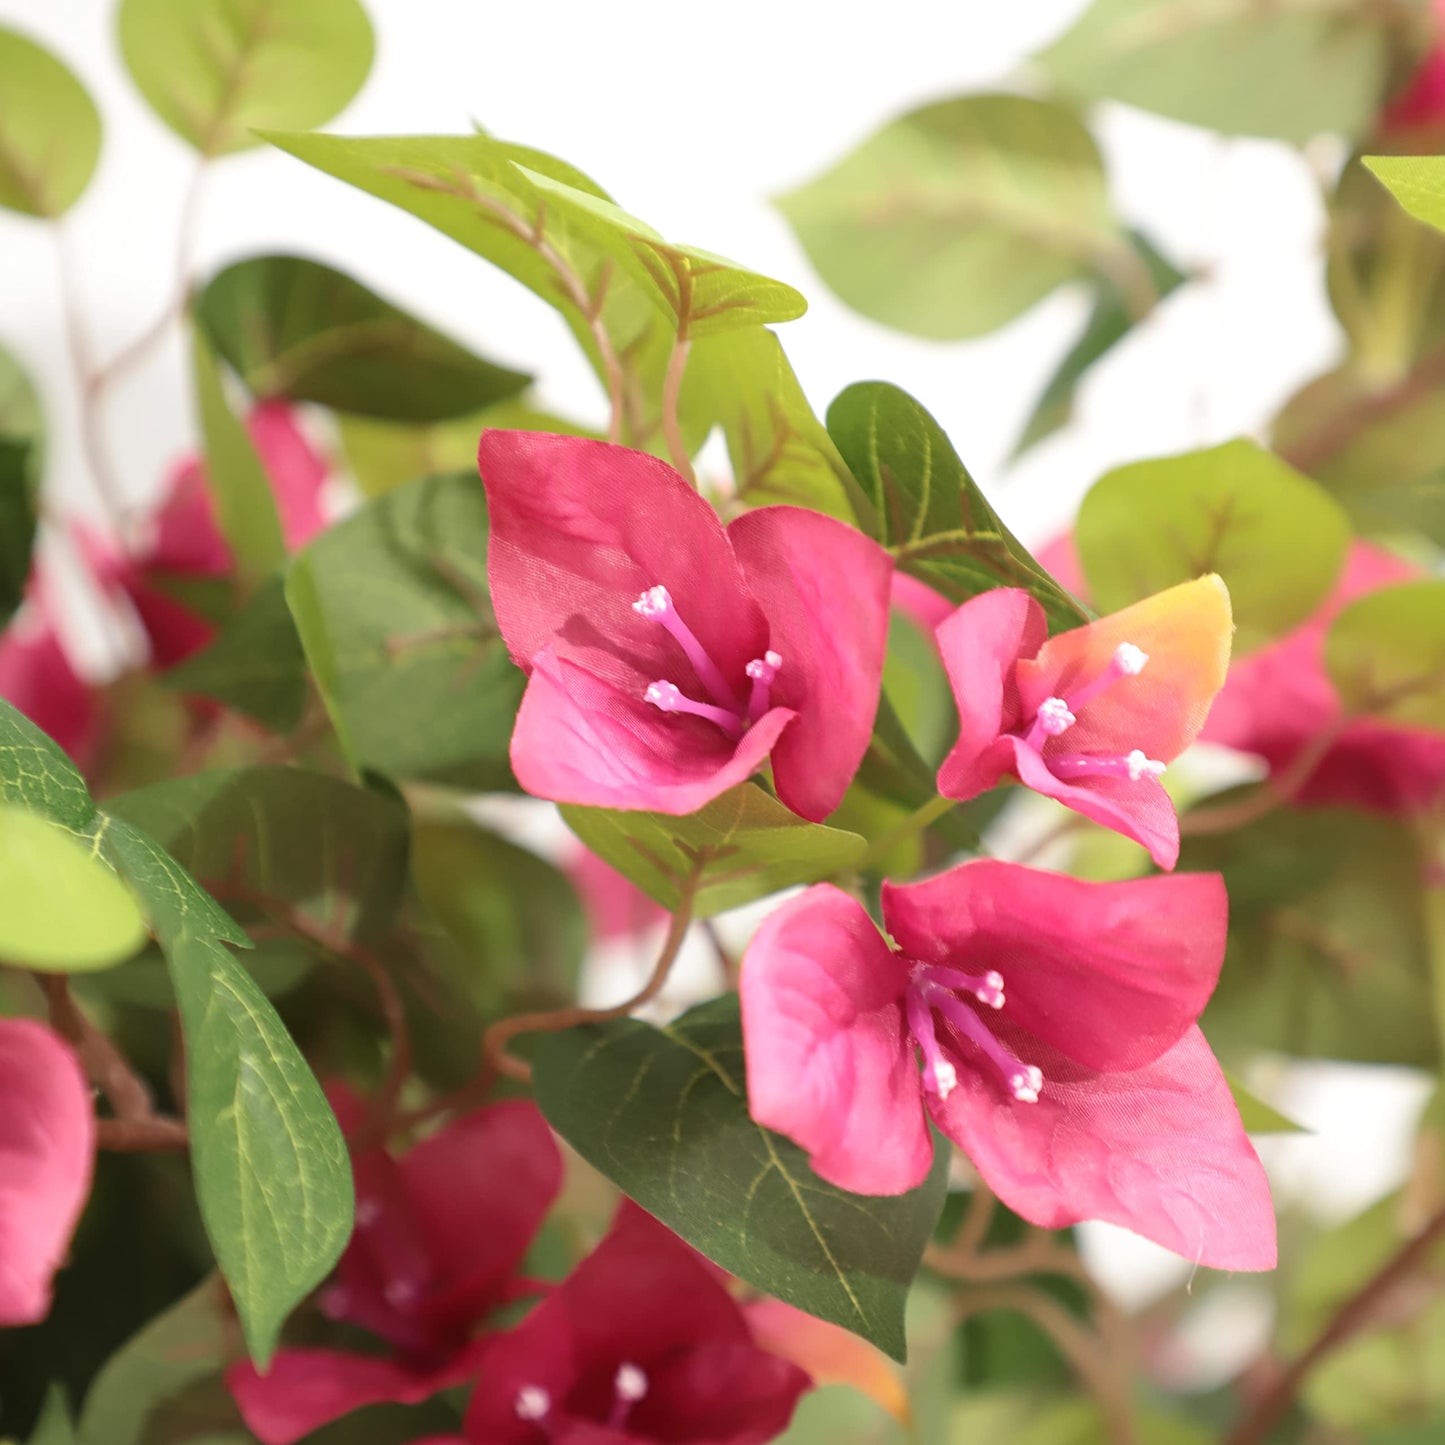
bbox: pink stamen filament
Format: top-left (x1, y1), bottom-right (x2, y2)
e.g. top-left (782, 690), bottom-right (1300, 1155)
top-left (1063, 642), bottom-right (1149, 714)
top-left (926, 987), bottom-right (1043, 1103)
top-left (913, 962), bottom-right (1005, 1009)
top-left (645, 681), bottom-right (744, 737)
top-left (607, 1363), bottom-right (648, 1429)
top-left (634, 585), bottom-right (743, 711)
top-left (905, 986), bottom-right (958, 1101)
top-left (1049, 749), bottom-right (1165, 782)
top-left (746, 650), bottom-right (782, 722)
top-left (1023, 695), bottom-right (1076, 750)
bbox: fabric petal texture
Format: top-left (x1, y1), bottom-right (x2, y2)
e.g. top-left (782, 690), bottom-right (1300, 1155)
top-left (741, 885), bottom-right (932, 1195)
top-left (0, 1019), bottom-right (95, 1326)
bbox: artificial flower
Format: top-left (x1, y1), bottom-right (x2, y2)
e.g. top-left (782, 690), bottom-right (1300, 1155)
top-left (740, 861), bottom-right (1275, 1271)
top-left (935, 577), bottom-right (1232, 869)
top-left (477, 432), bottom-right (892, 822)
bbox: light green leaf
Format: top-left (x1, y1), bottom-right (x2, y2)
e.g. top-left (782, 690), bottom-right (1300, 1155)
top-left (285, 470), bottom-right (522, 788)
top-left (0, 338), bottom-right (44, 465)
top-left (826, 381), bottom-right (1087, 632)
top-left (76, 1276), bottom-right (229, 1445)
top-left (1365, 154), bottom-right (1445, 237)
top-left (0, 26), bottom-right (101, 217)
top-left (117, 0), bottom-right (373, 157)
top-left (778, 94), bottom-right (1127, 340)
top-left (1076, 439), bottom-right (1351, 652)
top-left (1039, 0), bottom-right (1391, 143)
top-left (1223, 1070), bottom-right (1310, 1134)
top-left (163, 574), bottom-right (309, 732)
top-left (197, 253), bottom-right (530, 421)
top-left (1325, 578), bottom-right (1445, 725)
top-left (0, 699), bottom-right (351, 1367)
top-left (1016, 231), bottom-right (1188, 455)
top-left (192, 325), bottom-right (284, 588)
top-left (532, 994), bottom-right (950, 1361)
top-left (560, 783), bottom-right (867, 919)
top-left (0, 803), bottom-right (147, 971)
top-left (25, 1385), bottom-right (75, 1445)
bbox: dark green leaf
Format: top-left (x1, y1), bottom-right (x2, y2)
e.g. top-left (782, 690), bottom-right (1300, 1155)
top-left (827, 381), bottom-right (1087, 631)
top-left (197, 254), bottom-right (530, 421)
top-left (1038, 0), bottom-right (1390, 143)
top-left (1325, 579), bottom-right (1445, 725)
top-left (533, 994), bottom-right (949, 1361)
top-left (0, 436), bottom-right (35, 626)
top-left (777, 95), bottom-right (1127, 340)
top-left (285, 470), bottom-right (522, 788)
top-left (1076, 438), bottom-right (1352, 652)
top-left (1015, 232), bottom-right (1189, 455)
top-left (163, 574), bottom-right (309, 732)
top-left (117, 0), bottom-right (373, 157)
top-left (192, 326), bottom-right (284, 588)
top-left (0, 26), bottom-right (101, 217)
top-left (560, 783), bottom-right (867, 919)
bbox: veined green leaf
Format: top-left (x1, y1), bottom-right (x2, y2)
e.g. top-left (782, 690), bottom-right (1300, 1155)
top-left (1325, 578), bottom-right (1445, 725)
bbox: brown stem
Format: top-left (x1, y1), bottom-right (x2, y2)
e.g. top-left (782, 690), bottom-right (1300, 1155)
top-left (661, 332), bottom-right (694, 483)
top-left (483, 872), bottom-right (699, 1083)
top-left (1225, 1202), bottom-right (1445, 1445)
top-left (40, 975), bottom-right (189, 1151)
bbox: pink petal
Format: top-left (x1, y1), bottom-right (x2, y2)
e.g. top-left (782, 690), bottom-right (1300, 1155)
top-left (1034, 531), bottom-right (1090, 604)
top-left (227, 1342), bottom-right (486, 1445)
top-left (0, 617), bottom-right (102, 769)
top-left (1010, 737), bottom-right (1181, 870)
top-left (741, 885), bottom-right (932, 1195)
top-left (246, 400), bottom-right (330, 550)
top-left (145, 458), bottom-right (233, 576)
top-left (568, 847), bottom-right (668, 941)
top-left (728, 507), bottom-right (892, 822)
top-left (936, 589), bottom-right (1045, 802)
top-left (932, 1027), bottom-right (1275, 1270)
top-left (882, 861), bottom-right (1227, 1073)
top-left (1292, 722), bottom-right (1445, 813)
top-left (402, 1101), bottom-right (562, 1341)
top-left (478, 432), bottom-right (768, 696)
top-left (642, 1339), bottom-right (811, 1445)
top-left (889, 571), bottom-right (954, 634)
top-left (0, 1019), bottom-right (95, 1326)
top-left (509, 647), bottom-right (791, 814)
top-left (124, 579), bottom-right (217, 670)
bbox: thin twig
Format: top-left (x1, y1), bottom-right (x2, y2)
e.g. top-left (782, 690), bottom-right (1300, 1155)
top-left (482, 871), bottom-right (699, 1082)
top-left (661, 333), bottom-right (694, 482)
top-left (1225, 1201), bottom-right (1445, 1445)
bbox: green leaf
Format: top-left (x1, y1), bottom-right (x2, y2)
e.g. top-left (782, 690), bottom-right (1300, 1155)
top-left (101, 815), bottom-right (352, 1366)
top-left (106, 765), bottom-right (411, 947)
top-left (0, 338), bottom-right (44, 462)
top-left (0, 26), bottom-right (101, 216)
top-left (1186, 807), bottom-right (1434, 1067)
top-left (1015, 232), bottom-right (1189, 455)
top-left (826, 381), bottom-right (1087, 632)
top-left (1364, 154), bottom-right (1445, 237)
top-left (412, 822), bottom-right (586, 1015)
top-left (1075, 439), bottom-right (1351, 652)
top-left (533, 994), bottom-right (949, 1361)
top-left (560, 783), bottom-right (867, 919)
top-left (262, 130), bottom-right (803, 453)
top-left (1325, 578), bottom-right (1445, 725)
top-left (196, 253), bottom-right (531, 421)
top-left (117, 0), bottom-right (373, 157)
top-left (76, 1276), bottom-right (229, 1445)
top-left (1222, 1070), bottom-right (1309, 1134)
top-left (0, 342), bottom-right (43, 624)
top-left (680, 326), bottom-right (862, 521)
top-left (777, 94), bottom-right (1127, 340)
top-left (0, 700), bottom-right (352, 1367)
top-left (24, 1386), bottom-right (75, 1445)
top-left (192, 325), bottom-right (284, 588)
top-left (163, 573), bottom-right (309, 732)
top-left (1038, 0), bottom-right (1390, 143)
top-left (285, 470), bottom-right (522, 788)
top-left (0, 802), bottom-right (148, 971)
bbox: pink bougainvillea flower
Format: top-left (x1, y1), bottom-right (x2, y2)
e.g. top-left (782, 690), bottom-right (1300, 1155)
top-left (464, 1199), bottom-right (810, 1445)
top-left (568, 846), bottom-right (668, 943)
top-left (935, 576), bottom-right (1232, 869)
top-left (1382, 1), bottom-right (1445, 133)
top-left (0, 1018), bottom-right (96, 1325)
top-left (741, 862), bottom-right (1275, 1271)
top-left (0, 576), bottom-right (103, 769)
top-left (1203, 541), bottom-right (1445, 814)
top-left (228, 1093), bottom-right (562, 1444)
top-left (477, 432), bottom-right (893, 822)
top-left (85, 400), bottom-right (331, 669)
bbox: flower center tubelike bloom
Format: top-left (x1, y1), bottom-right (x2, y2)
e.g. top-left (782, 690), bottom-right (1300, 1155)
top-left (514, 1361), bottom-right (649, 1436)
top-left (634, 585), bottom-right (781, 736)
top-left (1017, 642), bottom-right (1165, 784)
top-left (904, 960), bottom-right (1043, 1105)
